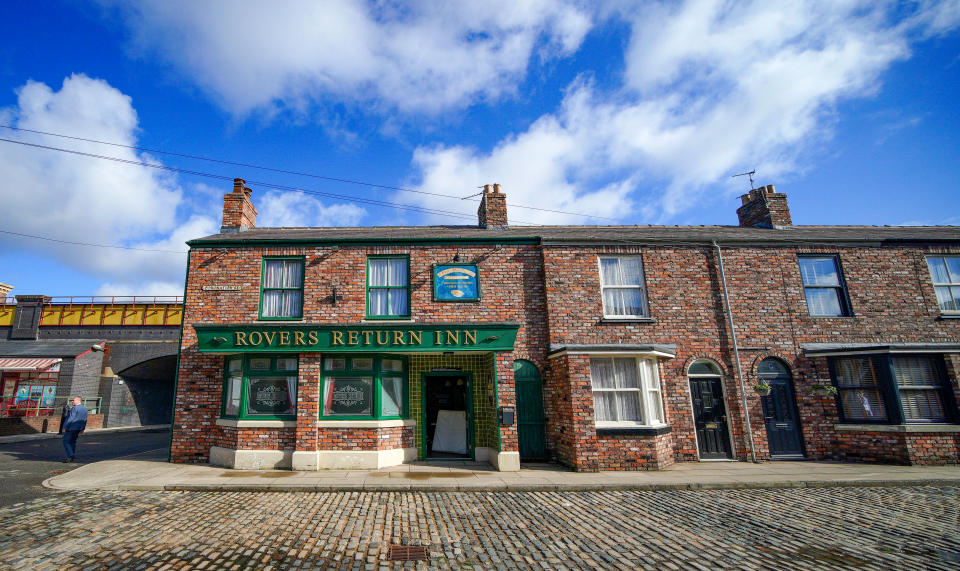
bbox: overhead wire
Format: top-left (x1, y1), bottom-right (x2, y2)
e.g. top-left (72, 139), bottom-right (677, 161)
top-left (0, 136), bottom-right (542, 226)
top-left (0, 124), bottom-right (618, 221)
top-left (0, 229), bottom-right (188, 253)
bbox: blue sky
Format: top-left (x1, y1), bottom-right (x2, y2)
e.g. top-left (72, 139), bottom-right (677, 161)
top-left (0, 1), bottom-right (958, 297)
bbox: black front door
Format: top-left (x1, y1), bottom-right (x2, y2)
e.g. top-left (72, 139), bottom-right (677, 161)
top-left (761, 377), bottom-right (805, 458)
top-left (690, 377), bottom-right (732, 459)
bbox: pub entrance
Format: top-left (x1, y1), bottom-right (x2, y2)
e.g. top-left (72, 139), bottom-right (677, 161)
top-left (423, 372), bottom-right (473, 459)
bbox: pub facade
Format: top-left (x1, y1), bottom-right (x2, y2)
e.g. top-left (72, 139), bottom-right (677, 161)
top-left (170, 179), bottom-right (960, 471)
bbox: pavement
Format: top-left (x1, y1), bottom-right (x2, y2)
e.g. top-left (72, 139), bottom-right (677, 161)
top-left (44, 456), bottom-right (960, 492)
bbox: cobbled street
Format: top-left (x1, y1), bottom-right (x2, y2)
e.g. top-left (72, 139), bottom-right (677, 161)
top-left (1, 486), bottom-right (958, 570)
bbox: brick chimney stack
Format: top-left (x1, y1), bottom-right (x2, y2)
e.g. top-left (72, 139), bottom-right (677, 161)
top-left (478, 183), bottom-right (508, 228)
top-left (736, 184), bottom-right (792, 228)
top-left (221, 178), bottom-right (258, 233)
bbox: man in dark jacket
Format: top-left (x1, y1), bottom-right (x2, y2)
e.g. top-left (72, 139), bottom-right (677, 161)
top-left (61, 396), bottom-right (87, 463)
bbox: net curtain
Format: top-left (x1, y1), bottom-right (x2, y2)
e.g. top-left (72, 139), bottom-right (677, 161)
top-left (369, 259), bottom-right (408, 316)
top-left (263, 260), bottom-right (303, 317)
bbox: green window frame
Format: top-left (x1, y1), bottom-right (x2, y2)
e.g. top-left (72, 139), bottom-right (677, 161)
top-left (221, 355), bottom-right (298, 420)
top-left (320, 354), bottom-right (408, 420)
top-left (259, 257), bottom-right (304, 320)
top-left (365, 255), bottom-right (410, 319)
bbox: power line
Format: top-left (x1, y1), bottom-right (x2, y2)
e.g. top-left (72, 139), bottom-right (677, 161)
top-left (0, 124), bottom-right (618, 221)
top-left (0, 136), bottom-right (542, 226)
top-left (0, 229), bottom-right (187, 253)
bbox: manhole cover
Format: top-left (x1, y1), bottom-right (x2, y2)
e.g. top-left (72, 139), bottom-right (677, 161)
top-left (388, 545), bottom-right (429, 561)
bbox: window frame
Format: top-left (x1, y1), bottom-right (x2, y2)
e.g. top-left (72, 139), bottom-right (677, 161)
top-left (798, 254), bottom-right (852, 318)
top-left (597, 255), bottom-right (649, 319)
top-left (365, 255), bottom-right (411, 320)
top-left (588, 355), bottom-right (666, 428)
top-left (220, 355), bottom-right (298, 421)
top-left (926, 255), bottom-right (960, 314)
top-left (319, 354), bottom-right (408, 420)
top-left (829, 354), bottom-right (957, 425)
top-left (258, 256), bottom-right (305, 321)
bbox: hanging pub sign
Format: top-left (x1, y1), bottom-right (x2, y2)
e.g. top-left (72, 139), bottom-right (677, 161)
top-left (433, 264), bottom-right (480, 301)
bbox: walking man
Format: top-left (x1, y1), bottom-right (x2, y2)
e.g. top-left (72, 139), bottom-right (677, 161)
top-left (61, 396), bottom-right (87, 463)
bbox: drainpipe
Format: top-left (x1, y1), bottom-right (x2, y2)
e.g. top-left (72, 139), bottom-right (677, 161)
top-left (712, 240), bottom-right (757, 463)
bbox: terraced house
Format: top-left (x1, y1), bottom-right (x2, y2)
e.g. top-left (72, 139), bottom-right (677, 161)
top-left (170, 179), bottom-right (960, 471)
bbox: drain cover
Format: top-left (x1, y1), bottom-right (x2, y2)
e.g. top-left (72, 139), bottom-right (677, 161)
top-left (388, 545), bottom-right (429, 561)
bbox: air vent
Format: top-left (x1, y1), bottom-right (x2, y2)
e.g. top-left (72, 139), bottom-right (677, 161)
top-left (387, 545), bottom-right (429, 561)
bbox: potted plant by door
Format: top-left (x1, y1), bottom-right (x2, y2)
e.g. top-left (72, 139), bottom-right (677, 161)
top-left (810, 384), bottom-right (838, 397)
top-left (753, 382), bottom-right (772, 397)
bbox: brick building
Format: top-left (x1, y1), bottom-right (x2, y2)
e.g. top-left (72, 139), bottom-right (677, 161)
top-left (171, 179), bottom-right (960, 471)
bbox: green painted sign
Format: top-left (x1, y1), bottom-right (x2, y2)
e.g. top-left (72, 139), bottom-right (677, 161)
top-left (194, 323), bottom-right (519, 353)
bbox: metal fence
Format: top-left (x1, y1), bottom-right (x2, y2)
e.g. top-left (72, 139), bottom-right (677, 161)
top-left (0, 396), bottom-right (102, 418)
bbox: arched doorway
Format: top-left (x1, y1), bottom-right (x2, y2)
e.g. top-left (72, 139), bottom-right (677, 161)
top-left (688, 360), bottom-right (732, 459)
top-left (514, 359), bottom-right (547, 461)
top-left (758, 358), bottom-right (805, 459)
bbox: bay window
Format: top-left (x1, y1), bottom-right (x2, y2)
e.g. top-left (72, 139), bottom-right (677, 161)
top-left (830, 354), bottom-right (956, 424)
top-left (589, 356), bottom-right (664, 427)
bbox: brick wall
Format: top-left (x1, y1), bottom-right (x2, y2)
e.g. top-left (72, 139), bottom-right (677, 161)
top-left (0, 414), bottom-right (103, 436)
top-left (542, 242), bottom-right (960, 468)
top-left (171, 243), bottom-right (548, 463)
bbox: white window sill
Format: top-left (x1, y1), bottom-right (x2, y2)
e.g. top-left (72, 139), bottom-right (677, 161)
top-left (216, 419), bottom-right (298, 428)
top-left (316, 419), bottom-right (416, 428)
top-left (834, 423), bottom-right (960, 433)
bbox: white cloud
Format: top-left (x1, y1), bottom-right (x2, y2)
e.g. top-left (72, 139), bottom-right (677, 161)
top-left (258, 191), bottom-right (367, 227)
top-left (0, 74), bottom-right (210, 294)
top-left (105, 0), bottom-right (593, 116)
top-left (407, 1), bottom-right (958, 223)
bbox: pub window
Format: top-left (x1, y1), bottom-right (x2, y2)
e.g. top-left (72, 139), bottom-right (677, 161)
top-left (926, 256), bottom-right (960, 313)
top-left (366, 256), bottom-right (410, 319)
top-left (221, 355), bottom-right (297, 420)
top-left (798, 255), bottom-right (851, 317)
top-left (321, 355), bottom-right (407, 419)
top-left (589, 356), bottom-right (664, 427)
top-left (598, 256), bottom-right (648, 318)
top-left (259, 257), bottom-right (304, 319)
top-left (830, 355), bottom-right (956, 424)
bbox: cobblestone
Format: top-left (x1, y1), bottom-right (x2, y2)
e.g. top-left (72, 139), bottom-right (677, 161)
top-left (1, 487), bottom-right (958, 569)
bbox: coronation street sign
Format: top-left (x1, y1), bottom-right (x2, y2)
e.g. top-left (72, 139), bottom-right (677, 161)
top-left (194, 323), bottom-right (519, 353)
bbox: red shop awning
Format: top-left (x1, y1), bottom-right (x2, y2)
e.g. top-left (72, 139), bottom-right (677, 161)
top-left (0, 358), bottom-right (62, 372)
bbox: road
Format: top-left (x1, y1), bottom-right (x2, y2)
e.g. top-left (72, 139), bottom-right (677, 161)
top-left (0, 486), bottom-right (958, 569)
top-left (0, 428), bottom-right (169, 506)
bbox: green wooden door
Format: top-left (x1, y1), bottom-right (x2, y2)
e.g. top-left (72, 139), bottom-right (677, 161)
top-left (514, 360), bottom-right (547, 460)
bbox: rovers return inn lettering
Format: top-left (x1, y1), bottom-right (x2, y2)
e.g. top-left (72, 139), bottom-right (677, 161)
top-left (194, 324), bottom-right (519, 353)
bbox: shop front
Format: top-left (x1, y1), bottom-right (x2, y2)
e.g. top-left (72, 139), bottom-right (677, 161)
top-left (193, 322), bottom-right (519, 471)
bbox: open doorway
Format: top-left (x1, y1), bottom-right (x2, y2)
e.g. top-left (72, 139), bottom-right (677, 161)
top-left (423, 373), bottom-right (472, 459)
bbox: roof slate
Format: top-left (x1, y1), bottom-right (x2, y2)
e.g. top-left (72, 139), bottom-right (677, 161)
top-left (189, 224), bottom-right (960, 247)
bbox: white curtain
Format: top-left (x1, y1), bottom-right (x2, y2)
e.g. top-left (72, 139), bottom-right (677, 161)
top-left (263, 260), bottom-right (302, 317)
top-left (600, 257), bottom-right (645, 316)
top-left (590, 357), bottom-right (642, 423)
top-left (369, 259), bottom-right (408, 315)
top-left (381, 377), bottom-right (403, 416)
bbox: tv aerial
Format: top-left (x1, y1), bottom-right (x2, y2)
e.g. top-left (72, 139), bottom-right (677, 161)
top-left (732, 170), bottom-right (756, 191)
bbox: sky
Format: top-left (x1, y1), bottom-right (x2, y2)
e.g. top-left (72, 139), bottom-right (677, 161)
top-left (0, 0), bottom-right (958, 297)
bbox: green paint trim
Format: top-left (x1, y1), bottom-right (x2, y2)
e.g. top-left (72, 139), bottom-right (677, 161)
top-left (187, 237), bottom-right (540, 247)
top-left (219, 355), bottom-right (299, 421)
top-left (493, 352), bottom-right (501, 453)
top-left (421, 371), bottom-right (474, 460)
top-left (258, 256), bottom-right (305, 320)
top-left (319, 354), bottom-right (408, 420)
top-left (365, 254), bottom-right (411, 320)
top-left (168, 249), bottom-right (191, 463)
top-left (195, 323), bottom-right (519, 353)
